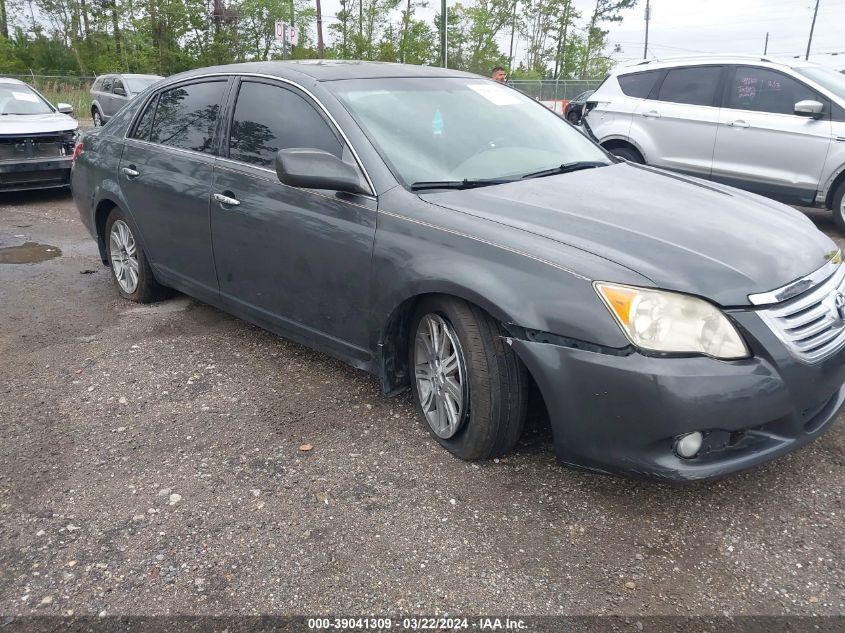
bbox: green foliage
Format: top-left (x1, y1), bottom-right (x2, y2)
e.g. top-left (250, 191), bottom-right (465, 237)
top-left (0, 0), bottom-right (633, 79)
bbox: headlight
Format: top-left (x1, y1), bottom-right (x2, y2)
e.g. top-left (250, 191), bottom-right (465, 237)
top-left (595, 282), bottom-right (749, 360)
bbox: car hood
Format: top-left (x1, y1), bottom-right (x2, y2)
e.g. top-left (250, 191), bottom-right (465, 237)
top-left (0, 112), bottom-right (78, 134)
top-left (420, 163), bottom-right (836, 306)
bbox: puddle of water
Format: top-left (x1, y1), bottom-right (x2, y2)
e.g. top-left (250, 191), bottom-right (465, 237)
top-left (0, 242), bottom-right (62, 264)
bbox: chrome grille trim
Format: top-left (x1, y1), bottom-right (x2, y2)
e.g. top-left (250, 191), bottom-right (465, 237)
top-left (758, 263), bottom-right (845, 364)
top-left (748, 251), bottom-right (841, 306)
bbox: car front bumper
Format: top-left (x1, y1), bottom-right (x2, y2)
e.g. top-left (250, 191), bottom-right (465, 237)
top-left (0, 157), bottom-right (73, 191)
top-left (510, 310), bottom-right (845, 482)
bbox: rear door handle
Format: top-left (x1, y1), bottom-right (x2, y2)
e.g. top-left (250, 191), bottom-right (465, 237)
top-left (727, 120), bottom-right (750, 128)
top-left (213, 192), bottom-right (240, 207)
top-left (641, 110), bottom-right (661, 118)
top-left (121, 166), bottom-right (139, 178)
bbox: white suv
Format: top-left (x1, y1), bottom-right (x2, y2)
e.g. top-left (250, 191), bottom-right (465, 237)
top-left (584, 56), bottom-right (845, 230)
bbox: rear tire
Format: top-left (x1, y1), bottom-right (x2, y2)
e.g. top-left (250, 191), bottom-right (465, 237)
top-left (104, 207), bottom-right (168, 303)
top-left (409, 296), bottom-right (528, 460)
top-left (832, 181), bottom-right (845, 234)
top-left (92, 108), bottom-right (103, 127)
top-left (607, 144), bottom-right (645, 164)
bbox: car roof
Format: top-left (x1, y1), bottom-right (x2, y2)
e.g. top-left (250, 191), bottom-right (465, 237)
top-left (612, 55), bottom-right (826, 75)
top-left (164, 60), bottom-right (481, 83)
top-left (0, 77), bottom-right (26, 85)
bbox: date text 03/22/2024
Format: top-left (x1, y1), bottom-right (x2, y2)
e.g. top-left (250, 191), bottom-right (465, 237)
top-left (307, 617), bottom-right (529, 630)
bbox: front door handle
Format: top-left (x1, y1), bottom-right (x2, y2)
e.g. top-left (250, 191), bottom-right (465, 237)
top-left (641, 110), bottom-right (661, 118)
top-left (213, 192), bottom-right (240, 207)
top-left (727, 120), bottom-right (750, 128)
top-left (121, 166), bottom-right (139, 178)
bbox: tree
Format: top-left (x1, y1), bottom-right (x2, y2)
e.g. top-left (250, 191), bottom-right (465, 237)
top-left (579, 0), bottom-right (636, 77)
top-left (0, 0), bottom-right (634, 79)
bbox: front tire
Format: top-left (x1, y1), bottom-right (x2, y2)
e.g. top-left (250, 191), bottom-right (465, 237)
top-left (105, 208), bottom-right (167, 303)
top-left (409, 296), bottom-right (528, 460)
top-left (566, 110), bottom-right (580, 124)
top-left (608, 145), bottom-right (645, 164)
top-left (832, 180), bottom-right (845, 234)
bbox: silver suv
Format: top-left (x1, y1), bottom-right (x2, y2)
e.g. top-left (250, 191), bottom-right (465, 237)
top-left (584, 56), bottom-right (845, 230)
top-left (90, 74), bottom-right (162, 127)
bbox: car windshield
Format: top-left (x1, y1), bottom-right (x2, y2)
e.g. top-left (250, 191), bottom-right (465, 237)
top-left (125, 76), bottom-right (162, 93)
top-left (0, 83), bottom-right (54, 115)
top-left (330, 77), bottom-right (610, 186)
top-left (794, 66), bottom-right (845, 101)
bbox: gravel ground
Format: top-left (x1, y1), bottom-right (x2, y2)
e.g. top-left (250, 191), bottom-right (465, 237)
top-left (0, 191), bottom-right (843, 618)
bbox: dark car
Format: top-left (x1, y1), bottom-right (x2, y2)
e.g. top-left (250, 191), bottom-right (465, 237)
top-left (563, 89), bottom-right (594, 124)
top-left (71, 61), bottom-right (845, 482)
top-left (90, 73), bottom-right (163, 127)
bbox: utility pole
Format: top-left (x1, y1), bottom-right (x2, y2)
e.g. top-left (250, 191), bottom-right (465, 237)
top-left (806, 0), bottom-right (819, 60)
top-left (643, 0), bottom-right (650, 60)
top-left (508, 0), bottom-right (517, 70)
top-left (763, 31), bottom-right (768, 55)
top-left (316, 0), bottom-right (324, 58)
top-left (440, 0), bottom-right (447, 67)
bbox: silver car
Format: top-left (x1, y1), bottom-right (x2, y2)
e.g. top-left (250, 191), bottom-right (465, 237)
top-left (0, 77), bottom-right (78, 192)
top-left (584, 56), bottom-right (845, 230)
top-left (89, 73), bottom-right (163, 127)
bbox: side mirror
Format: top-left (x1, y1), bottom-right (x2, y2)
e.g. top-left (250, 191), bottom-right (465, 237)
top-left (275, 148), bottom-right (368, 195)
top-left (57, 102), bottom-right (74, 114)
top-left (794, 100), bottom-right (824, 118)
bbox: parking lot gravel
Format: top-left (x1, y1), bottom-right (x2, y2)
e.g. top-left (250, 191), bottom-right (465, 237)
top-left (1, 190), bottom-right (843, 618)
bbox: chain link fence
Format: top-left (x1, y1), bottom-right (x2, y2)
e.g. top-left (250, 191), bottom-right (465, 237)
top-left (1, 73), bottom-right (603, 121)
top-left (0, 73), bottom-right (96, 118)
top-left (508, 79), bottom-right (603, 102)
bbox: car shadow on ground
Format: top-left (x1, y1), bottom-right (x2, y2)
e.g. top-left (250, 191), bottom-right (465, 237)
top-left (1, 187), bottom-right (73, 206)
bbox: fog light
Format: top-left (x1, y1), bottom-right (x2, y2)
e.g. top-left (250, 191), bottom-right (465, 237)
top-left (674, 431), bottom-right (703, 459)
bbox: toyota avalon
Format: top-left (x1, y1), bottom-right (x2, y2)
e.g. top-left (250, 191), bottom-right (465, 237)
top-left (71, 61), bottom-right (845, 481)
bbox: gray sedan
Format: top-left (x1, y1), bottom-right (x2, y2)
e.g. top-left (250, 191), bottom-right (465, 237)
top-left (71, 61), bottom-right (845, 481)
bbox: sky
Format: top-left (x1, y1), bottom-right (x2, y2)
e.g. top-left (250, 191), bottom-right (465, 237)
top-left (316, 0), bottom-right (845, 71)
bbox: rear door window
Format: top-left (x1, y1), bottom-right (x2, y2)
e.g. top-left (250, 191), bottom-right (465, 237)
top-left (618, 70), bottom-right (662, 98)
top-left (227, 80), bottom-right (343, 168)
top-left (148, 81), bottom-right (227, 154)
top-left (101, 77), bottom-right (114, 93)
top-left (130, 95), bottom-right (158, 141)
top-left (657, 66), bottom-right (722, 106)
top-left (726, 66), bottom-right (823, 115)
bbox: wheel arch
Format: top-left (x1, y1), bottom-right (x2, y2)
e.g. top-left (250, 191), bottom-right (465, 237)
top-left (600, 136), bottom-right (646, 161)
top-left (375, 283), bottom-right (526, 397)
top-left (824, 166), bottom-right (845, 210)
top-left (94, 198), bottom-right (120, 263)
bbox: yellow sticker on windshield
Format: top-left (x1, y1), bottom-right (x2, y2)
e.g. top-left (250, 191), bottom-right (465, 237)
top-left (467, 83), bottom-right (522, 106)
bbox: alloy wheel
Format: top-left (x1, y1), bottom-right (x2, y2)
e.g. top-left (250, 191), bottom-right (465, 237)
top-left (93, 110), bottom-right (102, 126)
top-left (414, 314), bottom-right (468, 439)
top-left (109, 219), bottom-right (139, 294)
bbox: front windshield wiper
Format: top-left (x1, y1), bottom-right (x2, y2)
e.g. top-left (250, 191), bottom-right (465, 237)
top-left (520, 161), bottom-right (609, 180)
top-left (410, 178), bottom-right (516, 191)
